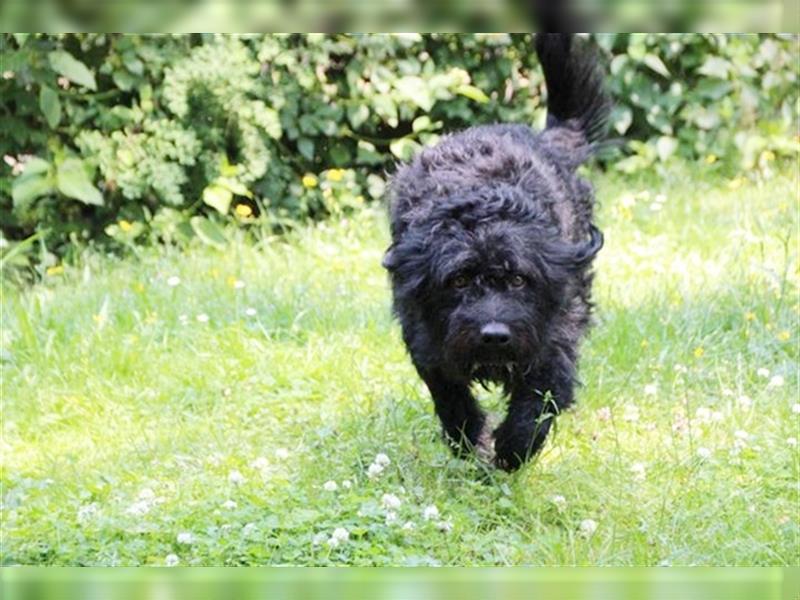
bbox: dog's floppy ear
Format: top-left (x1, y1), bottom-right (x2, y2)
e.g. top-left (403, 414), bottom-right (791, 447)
top-left (382, 245), bottom-right (397, 271)
top-left (571, 224), bottom-right (604, 268)
top-left (546, 225), bottom-right (604, 272)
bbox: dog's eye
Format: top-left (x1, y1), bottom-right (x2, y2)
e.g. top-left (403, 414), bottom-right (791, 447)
top-left (510, 274), bottom-right (526, 288)
top-left (452, 275), bottom-right (470, 289)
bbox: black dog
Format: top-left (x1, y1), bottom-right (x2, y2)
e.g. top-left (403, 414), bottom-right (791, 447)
top-left (382, 34), bottom-right (610, 471)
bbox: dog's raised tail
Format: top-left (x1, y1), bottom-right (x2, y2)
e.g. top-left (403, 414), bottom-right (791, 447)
top-left (535, 33), bottom-right (611, 145)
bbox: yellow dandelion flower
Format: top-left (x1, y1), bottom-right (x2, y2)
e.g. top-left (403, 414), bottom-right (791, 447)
top-left (693, 346), bottom-right (704, 358)
top-left (326, 169), bottom-right (345, 182)
top-left (744, 311), bottom-right (756, 321)
top-left (144, 312), bottom-right (157, 325)
top-left (210, 268), bottom-right (220, 279)
top-left (93, 313), bottom-right (106, 325)
top-left (235, 204), bottom-right (252, 218)
top-left (728, 176), bottom-right (746, 190)
top-left (46, 265), bottom-right (64, 276)
top-left (704, 154), bottom-right (717, 164)
top-left (640, 340), bottom-right (649, 348)
top-left (762, 150), bottom-right (775, 162)
top-left (777, 331), bottom-right (790, 341)
top-left (302, 174), bottom-right (318, 188)
top-left (119, 219), bottom-right (133, 232)
top-left (135, 282), bottom-right (145, 293)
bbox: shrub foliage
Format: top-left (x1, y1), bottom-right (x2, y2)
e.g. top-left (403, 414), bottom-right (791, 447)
top-left (1, 33), bottom-right (797, 270)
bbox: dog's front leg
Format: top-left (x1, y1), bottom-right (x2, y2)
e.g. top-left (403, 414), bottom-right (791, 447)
top-left (420, 369), bottom-right (487, 457)
top-left (494, 367), bottom-right (573, 471)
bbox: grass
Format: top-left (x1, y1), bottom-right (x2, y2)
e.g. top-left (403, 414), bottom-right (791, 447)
top-left (1, 163), bottom-right (798, 566)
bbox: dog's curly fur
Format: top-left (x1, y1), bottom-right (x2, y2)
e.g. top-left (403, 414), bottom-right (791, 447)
top-left (383, 34), bottom-right (611, 471)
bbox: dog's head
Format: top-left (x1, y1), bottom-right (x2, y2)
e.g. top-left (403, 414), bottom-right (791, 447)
top-left (383, 185), bottom-right (602, 383)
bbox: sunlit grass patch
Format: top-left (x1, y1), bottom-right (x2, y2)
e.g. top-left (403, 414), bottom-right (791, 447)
top-left (2, 164), bottom-right (798, 566)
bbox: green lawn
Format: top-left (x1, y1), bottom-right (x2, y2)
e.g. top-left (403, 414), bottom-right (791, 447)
top-left (2, 164), bottom-right (798, 566)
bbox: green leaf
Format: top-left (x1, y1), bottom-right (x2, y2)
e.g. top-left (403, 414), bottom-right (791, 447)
top-left (412, 115), bottom-right (431, 133)
top-left (643, 54), bottom-right (670, 78)
top-left (48, 50), bottom-right (97, 90)
top-left (39, 86), bottom-right (61, 129)
top-left (456, 84), bottom-right (490, 104)
top-left (389, 138), bottom-right (422, 161)
top-left (697, 56), bottom-right (731, 79)
top-left (656, 136), bottom-right (679, 162)
top-left (12, 158), bottom-right (54, 212)
top-left (12, 173), bottom-right (54, 212)
top-left (12, 34), bottom-right (29, 47)
top-left (56, 158), bottom-right (103, 206)
top-left (395, 76), bottom-right (434, 111)
top-left (202, 184), bottom-right (233, 215)
top-left (297, 138), bottom-right (315, 161)
top-left (347, 105), bottom-right (369, 129)
top-left (611, 106), bottom-right (633, 135)
top-left (190, 216), bottom-right (227, 249)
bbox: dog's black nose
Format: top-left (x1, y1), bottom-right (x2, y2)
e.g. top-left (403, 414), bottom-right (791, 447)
top-left (480, 322), bottom-right (511, 346)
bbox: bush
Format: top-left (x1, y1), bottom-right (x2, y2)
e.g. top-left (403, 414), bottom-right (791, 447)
top-left (1, 33), bottom-right (797, 272)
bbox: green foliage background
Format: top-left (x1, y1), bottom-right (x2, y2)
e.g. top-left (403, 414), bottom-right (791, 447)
top-left (1, 33), bottom-right (798, 271)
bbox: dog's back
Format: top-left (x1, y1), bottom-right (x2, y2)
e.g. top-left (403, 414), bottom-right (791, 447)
top-left (389, 34), bottom-right (610, 245)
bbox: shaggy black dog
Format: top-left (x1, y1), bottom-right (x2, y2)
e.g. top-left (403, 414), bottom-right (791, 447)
top-left (382, 34), bottom-right (611, 471)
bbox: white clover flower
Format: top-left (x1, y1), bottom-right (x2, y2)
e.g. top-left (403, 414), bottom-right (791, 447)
top-left (793, 404), bottom-right (800, 415)
top-left (177, 532), bottom-right (194, 544)
top-left (596, 407), bottom-right (611, 422)
top-left (695, 407), bottom-right (711, 422)
top-left (697, 447), bottom-right (712, 459)
top-left (341, 480), bottom-right (352, 489)
top-left (381, 493), bottom-right (402, 510)
top-left (327, 527), bottom-right (349, 547)
top-left (768, 375), bottom-right (784, 388)
top-left (374, 453), bottom-right (391, 467)
top-left (245, 307), bottom-right (257, 317)
top-left (126, 500), bottom-right (151, 516)
top-left (138, 488), bottom-right (156, 501)
top-left (423, 505), bottom-right (440, 521)
top-left (631, 462), bottom-right (647, 481)
top-left (312, 532), bottom-right (328, 546)
top-left (623, 404), bottom-right (640, 422)
top-left (275, 448), bottom-right (290, 460)
top-left (579, 519), bottom-right (598, 537)
top-left (788, 437), bottom-right (797, 447)
top-left (367, 462), bottom-right (384, 479)
top-left (250, 457), bottom-right (269, 471)
top-left (385, 511), bottom-right (398, 524)
top-left (551, 495), bottom-right (567, 510)
top-left (402, 521), bottom-right (415, 531)
top-left (165, 553), bottom-right (180, 567)
top-left (228, 470), bottom-right (245, 485)
top-left (737, 396), bottom-right (753, 410)
top-left (233, 280), bottom-right (246, 290)
top-left (757, 368), bottom-right (770, 378)
top-left (222, 500), bottom-right (237, 510)
top-left (178, 314), bottom-right (189, 325)
top-left (323, 480), bottom-right (338, 492)
top-left (710, 410), bottom-right (724, 422)
top-left (435, 520), bottom-right (453, 533)
top-left (167, 276), bottom-right (181, 287)
top-left (196, 313), bottom-right (210, 323)
top-left (242, 523), bottom-right (257, 537)
top-left (734, 430), bottom-right (749, 440)
top-left (644, 383), bottom-right (658, 396)
top-left (77, 503), bottom-right (99, 523)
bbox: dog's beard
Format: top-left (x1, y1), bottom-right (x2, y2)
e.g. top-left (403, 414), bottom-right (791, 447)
top-left (442, 325), bottom-right (539, 385)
